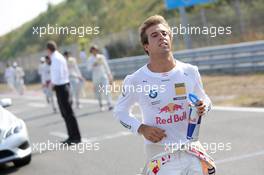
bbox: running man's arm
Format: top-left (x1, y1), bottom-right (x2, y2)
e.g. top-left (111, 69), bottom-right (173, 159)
top-left (193, 66), bottom-right (212, 114)
top-left (113, 76), bottom-right (141, 134)
top-left (114, 76), bottom-right (167, 142)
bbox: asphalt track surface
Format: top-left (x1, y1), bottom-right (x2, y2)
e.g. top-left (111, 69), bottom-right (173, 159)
top-left (0, 91), bottom-right (263, 175)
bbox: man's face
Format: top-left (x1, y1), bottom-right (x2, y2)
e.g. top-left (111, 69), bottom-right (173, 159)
top-left (91, 48), bottom-right (97, 56)
top-left (47, 49), bottom-right (52, 56)
top-left (144, 24), bottom-right (172, 55)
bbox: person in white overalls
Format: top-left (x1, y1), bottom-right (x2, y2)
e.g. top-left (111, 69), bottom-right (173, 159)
top-left (88, 45), bottom-right (113, 111)
top-left (13, 62), bottom-right (26, 95)
top-left (64, 51), bottom-right (85, 109)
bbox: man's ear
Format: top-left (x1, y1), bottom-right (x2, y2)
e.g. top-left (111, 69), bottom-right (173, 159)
top-left (144, 44), bottom-right (149, 53)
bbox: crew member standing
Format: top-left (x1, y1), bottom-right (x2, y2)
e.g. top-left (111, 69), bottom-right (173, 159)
top-left (46, 41), bottom-right (81, 144)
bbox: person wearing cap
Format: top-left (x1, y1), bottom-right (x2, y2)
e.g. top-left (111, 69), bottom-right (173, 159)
top-left (13, 62), bottom-right (26, 95)
top-left (88, 45), bottom-right (113, 111)
top-left (46, 40), bottom-right (81, 144)
top-left (64, 51), bottom-right (85, 109)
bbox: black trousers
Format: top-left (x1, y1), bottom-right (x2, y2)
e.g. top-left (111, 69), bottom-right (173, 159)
top-left (54, 83), bottom-right (81, 140)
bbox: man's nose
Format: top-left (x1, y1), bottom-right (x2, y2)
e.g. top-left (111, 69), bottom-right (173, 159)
top-left (158, 33), bottom-right (166, 40)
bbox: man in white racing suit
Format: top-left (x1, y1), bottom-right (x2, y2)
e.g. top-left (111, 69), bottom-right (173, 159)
top-left (113, 15), bottom-right (215, 175)
top-left (88, 45), bottom-right (113, 111)
top-left (13, 62), bottom-right (26, 95)
top-left (64, 51), bottom-right (85, 109)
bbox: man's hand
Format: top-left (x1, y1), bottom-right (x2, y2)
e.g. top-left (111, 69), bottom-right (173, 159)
top-left (108, 74), bottom-right (113, 85)
top-left (138, 124), bottom-right (167, 143)
top-left (195, 100), bottom-right (206, 116)
top-left (51, 83), bottom-right (55, 91)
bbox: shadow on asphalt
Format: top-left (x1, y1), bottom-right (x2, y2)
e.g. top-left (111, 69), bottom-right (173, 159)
top-left (0, 163), bottom-right (20, 174)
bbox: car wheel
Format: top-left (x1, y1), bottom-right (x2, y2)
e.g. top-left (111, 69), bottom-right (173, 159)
top-left (13, 154), bottom-right (31, 167)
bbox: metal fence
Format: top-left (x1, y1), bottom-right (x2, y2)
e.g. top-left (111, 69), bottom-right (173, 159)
top-left (1, 40), bottom-right (263, 83)
top-left (85, 40), bottom-right (264, 79)
top-left (92, 0), bottom-right (264, 59)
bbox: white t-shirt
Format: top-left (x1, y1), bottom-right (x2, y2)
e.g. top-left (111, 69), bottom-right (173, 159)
top-left (50, 51), bottom-right (69, 85)
top-left (113, 60), bottom-right (211, 145)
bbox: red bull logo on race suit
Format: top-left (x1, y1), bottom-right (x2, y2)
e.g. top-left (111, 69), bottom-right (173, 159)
top-left (156, 103), bottom-right (186, 125)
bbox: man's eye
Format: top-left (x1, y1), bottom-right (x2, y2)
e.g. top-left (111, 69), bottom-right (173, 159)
top-left (162, 31), bottom-right (167, 36)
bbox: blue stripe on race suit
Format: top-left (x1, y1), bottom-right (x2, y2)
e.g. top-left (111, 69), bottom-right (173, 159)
top-left (120, 120), bottom-right (131, 129)
top-left (208, 167), bottom-right (215, 174)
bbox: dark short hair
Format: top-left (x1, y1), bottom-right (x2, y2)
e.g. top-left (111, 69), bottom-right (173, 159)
top-left (46, 40), bottom-right (57, 52)
top-left (139, 15), bottom-right (172, 55)
top-left (45, 55), bottom-right (50, 60)
top-left (90, 45), bottom-right (99, 53)
top-left (63, 51), bottom-right (69, 57)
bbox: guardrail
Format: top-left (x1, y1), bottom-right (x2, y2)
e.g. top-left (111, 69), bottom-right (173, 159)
top-left (79, 40), bottom-right (264, 79)
top-left (1, 40), bottom-right (263, 83)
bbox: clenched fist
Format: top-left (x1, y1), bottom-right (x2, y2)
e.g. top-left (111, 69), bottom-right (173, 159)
top-left (138, 124), bottom-right (167, 143)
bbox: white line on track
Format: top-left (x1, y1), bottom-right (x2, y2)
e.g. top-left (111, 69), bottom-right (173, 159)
top-left (216, 150), bottom-right (264, 164)
top-left (213, 106), bottom-right (264, 113)
top-left (28, 102), bottom-right (47, 108)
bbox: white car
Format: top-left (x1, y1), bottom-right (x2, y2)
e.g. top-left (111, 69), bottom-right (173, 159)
top-left (0, 98), bottom-right (31, 167)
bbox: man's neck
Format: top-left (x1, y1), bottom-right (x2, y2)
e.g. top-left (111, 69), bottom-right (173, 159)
top-left (148, 52), bottom-right (176, 73)
top-left (50, 50), bottom-right (56, 57)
